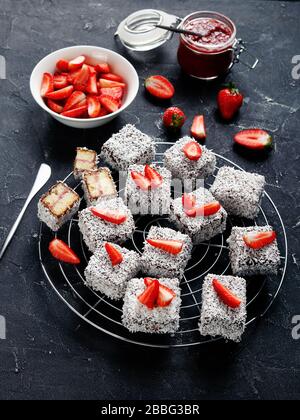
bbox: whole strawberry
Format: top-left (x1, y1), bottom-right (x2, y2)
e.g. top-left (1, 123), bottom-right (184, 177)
top-left (163, 107), bottom-right (186, 130)
top-left (217, 83), bottom-right (243, 121)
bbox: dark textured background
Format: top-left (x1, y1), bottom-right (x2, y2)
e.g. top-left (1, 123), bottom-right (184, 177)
top-left (0, 0), bottom-right (299, 400)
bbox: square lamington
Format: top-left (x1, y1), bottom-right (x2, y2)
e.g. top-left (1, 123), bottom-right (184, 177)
top-left (170, 188), bottom-right (227, 244)
top-left (84, 244), bottom-right (140, 300)
top-left (100, 124), bottom-right (156, 171)
top-left (78, 198), bottom-right (135, 252)
top-left (122, 277), bottom-right (181, 334)
top-left (164, 136), bottom-right (216, 181)
top-left (210, 166), bottom-right (265, 219)
top-left (38, 182), bottom-right (80, 231)
top-left (82, 168), bottom-right (117, 206)
top-left (199, 274), bottom-right (247, 342)
top-left (124, 164), bottom-right (172, 215)
top-left (141, 226), bottom-right (193, 280)
top-left (73, 147), bottom-right (98, 180)
top-left (227, 226), bottom-right (281, 276)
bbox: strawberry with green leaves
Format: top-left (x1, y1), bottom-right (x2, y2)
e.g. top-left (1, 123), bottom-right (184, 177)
top-left (163, 107), bottom-right (186, 130)
top-left (234, 129), bottom-right (273, 150)
top-left (217, 83), bottom-right (243, 121)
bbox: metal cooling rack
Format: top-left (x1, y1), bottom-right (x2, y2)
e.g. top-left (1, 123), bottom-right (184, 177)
top-left (38, 143), bottom-right (288, 348)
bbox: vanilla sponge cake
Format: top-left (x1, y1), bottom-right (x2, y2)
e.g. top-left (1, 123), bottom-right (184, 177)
top-left (38, 182), bottom-right (80, 231)
top-left (78, 198), bottom-right (135, 253)
top-left (170, 187), bottom-right (227, 244)
top-left (199, 274), bottom-right (247, 342)
top-left (73, 147), bottom-right (98, 180)
top-left (122, 277), bottom-right (181, 334)
top-left (85, 244), bottom-right (140, 300)
top-left (124, 164), bottom-right (172, 215)
top-left (82, 168), bottom-right (117, 206)
top-left (164, 136), bottom-right (216, 181)
top-left (100, 124), bottom-right (156, 171)
top-left (210, 166), bottom-right (265, 219)
top-left (227, 225), bottom-right (281, 276)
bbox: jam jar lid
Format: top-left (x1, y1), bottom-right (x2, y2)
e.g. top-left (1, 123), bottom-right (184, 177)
top-left (115, 9), bottom-right (181, 51)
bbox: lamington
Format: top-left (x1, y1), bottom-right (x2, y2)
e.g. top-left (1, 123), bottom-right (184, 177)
top-left (84, 243), bottom-right (140, 300)
top-left (199, 274), bottom-right (247, 342)
top-left (141, 226), bottom-right (193, 280)
top-left (78, 197), bottom-right (135, 253)
top-left (227, 226), bottom-right (281, 276)
top-left (38, 182), bottom-right (80, 231)
top-left (122, 277), bottom-right (181, 334)
top-left (210, 166), bottom-right (265, 219)
top-left (124, 164), bottom-right (172, 215)
top-left (82, 168), bottom-right (117, 206)
top-left (100, 124), bottom-right (156, 171)
top-left (164, 136), bottom-right (216, 181)
top-left (73, 147), bottom-right (98, 180)
top-left (169, 188), bottom-right (227, 244)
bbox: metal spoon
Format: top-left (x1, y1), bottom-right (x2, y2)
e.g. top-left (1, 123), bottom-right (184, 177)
top-left (155, 24), bottom-right (205, 38)
top-left (0, 163), bottom-right (51, 260)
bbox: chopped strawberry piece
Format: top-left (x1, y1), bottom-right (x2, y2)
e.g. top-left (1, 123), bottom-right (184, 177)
top-left (67, 68), bottom-right (82, 84)
top-left (95, 63), bottom-right (111, 74)
top-left (182, 141), bottom-right (202, 161)
top-left (182, 193), bottom-right (196, 210)
top-left (146, 239), bottom-right (183, 255)
top-left (100, 87), bottom-right (123, 101)
top-left (105, 242), bottom-right (123, 266)
top-left (131, 171), bottom-right (151, 191)
top-left (143, 278), bottom-right (176, 307)
top-left (90, 208), bottom-right (127, 225)
top-left (47, 99), bottom-right (63, 114)
top-left (145, 75), bottom-right (175, 100)
top-left (144, 165), bottom-right (163, 189)
top-left (40, 73), bottom-right (54, 97)
top-left (243, 230), bottom-right (277, 249)
top-left (191, 115), bottom-right (206, 140)
top-left (138, 279), bottom-right (159, 309)
top-left (68, 55), bottom-right (86, 72)
top-left (234, 129), bottom-right (273, 150)
top-left (45, 85), bottom-right (74, 100)
top-left (86, 73), bottom-right (98, 95)
top-left (101, 73), bottom-right (124, 83)
top-left (213, 279), bottom-right (241, 309)
top-left (53, 74), bottom-right (69, 90)
top-left (61, 105), bottom-right (88, 118)
top-left (86, 64), bottom-right (97, 75)
top-left (87, 95), bottom-right (101, 118)
top-left (56, 59), bottom-right (69, 73)
top-left (74, 64), bottom-right (90, 91)
top-left (98, 79), bottom-right (126, 89)
top-left (49, 239), bottom-right (80, 265)
top-left (185, 202), bottom-right (221, 218)
top-left (98, 107), bottom-right (109, 117)
top-left (99, 95), bottom-right (120, 113)
top-left (63, 91), bottom-right (86, 112)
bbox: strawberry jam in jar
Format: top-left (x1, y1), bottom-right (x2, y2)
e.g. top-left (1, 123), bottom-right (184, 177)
top-left (177, 11), bottom-right (237, 80)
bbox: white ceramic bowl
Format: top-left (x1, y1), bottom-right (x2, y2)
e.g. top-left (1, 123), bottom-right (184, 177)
top-left (30, 45), bottom-right (139, 129)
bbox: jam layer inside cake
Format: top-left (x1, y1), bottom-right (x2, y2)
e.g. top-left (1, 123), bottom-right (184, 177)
top-left (74, 148), bottom-right (97, 173)
top-left (41, 182), bottom-right (79, 217)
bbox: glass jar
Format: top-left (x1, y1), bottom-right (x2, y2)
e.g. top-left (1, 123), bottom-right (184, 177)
top-left (177, 11), bottom-right (237, 80)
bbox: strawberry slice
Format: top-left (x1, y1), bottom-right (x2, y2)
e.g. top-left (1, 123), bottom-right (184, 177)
top-left (101, 73), bottom-right (123, 83)
top-left (145, 75), bottom-right (175, 100)
top-left (131, 171), bottom-right (151, 191)
top-left (99, 95), bottom-right (120, 113)
top-left (182, 193), bottom-right (196, 210)
top-left (98, 79), bottom-right (126, 89)
top-left (90, 208), bottom-right (127, 225)
top-left (100, 87), bottom-right (123, 101)
top-left (87, 96), bottom-right (101, 118)
top-left (144, 278), bottom-right (176, 307)
top-left (86, 64), bottom-right (97, 75)
top-left (182, 141), bottom-right (202, 161)
top-left (191, 115), bottom-right (206, 140)
top-left (53, 74), bottom-right (69, 90)
top-left (95, 63), bottom-right (111, 74)
top-left (243, 230), bottom-right (277, 249)
top-left (213, 279), bottom-right (241, 309)
top-left (86, 73), bottom-right (98, 95)
top-left (98, 107), bottom-right (109, 117)
top-left (146, 239), bottom-right (183, 255)
top-left (49, 239), bottom-right (80, 265)
top-left (45, 85), bottom-right (74, 100)
top-left (47, 99), bottom-right (63, 114)
top-left (144, 165), bottom-right (163, 189)
top-left (40, 73), bottom-right (54, 97)
top-left (138, 279), bottom-right (159, 309)
top-left (105, 242), bottom-right (123, 266)
top-left (185, 202), bottom-right (221, 218)
top-left (74, 64), bottom-right (90, 91)
top-left (63, 91), bottom-right (86, 112)
top-left (67, 68), bottom-right (82, 84)
top-left (56, 59), bottom-right (69, 73)
top-left (61, 105), bottom-right (88, 118)
top-left (234, 129), bottom-right (273, 150)
top-left (68, 55), bottom-right (86, 72)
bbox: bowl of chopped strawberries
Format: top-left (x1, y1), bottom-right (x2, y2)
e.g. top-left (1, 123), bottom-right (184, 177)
top-left (30, 45), bottom-right (139, 129)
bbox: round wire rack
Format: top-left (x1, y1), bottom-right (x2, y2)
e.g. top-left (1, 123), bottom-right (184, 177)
top-left (39, 142), bottom-right (288, 348)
